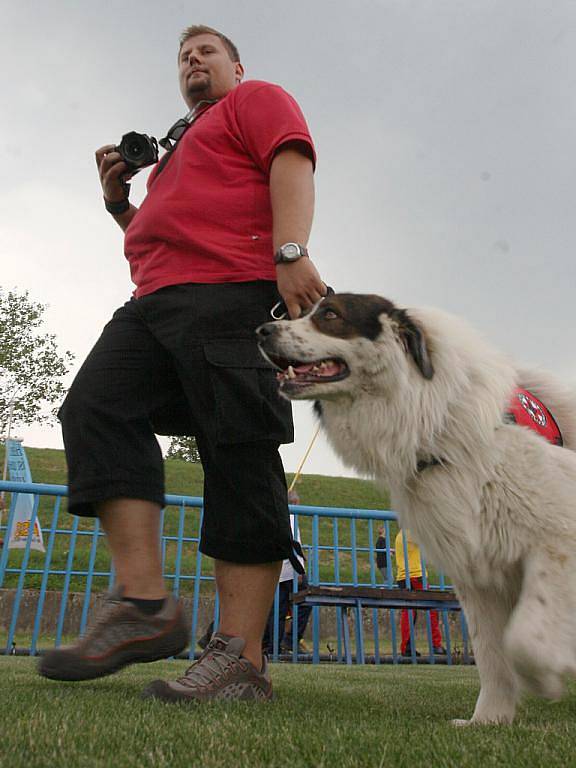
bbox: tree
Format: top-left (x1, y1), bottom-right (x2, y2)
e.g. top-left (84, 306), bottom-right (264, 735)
top-left (166, 436), bottom-right (201, 463)
top-left (0, 288), bottom-right (74, 435)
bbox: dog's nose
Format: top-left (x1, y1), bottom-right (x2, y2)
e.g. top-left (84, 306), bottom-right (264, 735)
top-left (256, 322), bottom-right (278, 340)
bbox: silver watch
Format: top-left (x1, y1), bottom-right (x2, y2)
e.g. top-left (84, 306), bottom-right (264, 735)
top-left (274, 242), bottom-right (309, 264)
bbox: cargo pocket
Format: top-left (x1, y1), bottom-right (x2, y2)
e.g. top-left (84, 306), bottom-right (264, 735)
top-left (204, 339), bottom-right (294, 445)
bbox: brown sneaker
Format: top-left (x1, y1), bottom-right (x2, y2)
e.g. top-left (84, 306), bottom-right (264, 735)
top-left (142, 632), bottom-right (273, 703)
top-left (38, 588), bottom-right (189, 681)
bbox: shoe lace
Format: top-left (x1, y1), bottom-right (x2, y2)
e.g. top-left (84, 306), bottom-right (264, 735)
top-left (178, 648), bottom-right (242, 689)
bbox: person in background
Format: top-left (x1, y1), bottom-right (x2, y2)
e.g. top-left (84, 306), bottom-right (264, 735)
top-left (394, 529), bottom-right (445, 657)
top-left (375, 526), bottom-right (391, 583)
top-left (263, 489), bottom-right (312, 655)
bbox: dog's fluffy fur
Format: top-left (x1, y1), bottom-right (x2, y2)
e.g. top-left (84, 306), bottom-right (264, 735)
top-left (257, 293), bottom-right (576, 725)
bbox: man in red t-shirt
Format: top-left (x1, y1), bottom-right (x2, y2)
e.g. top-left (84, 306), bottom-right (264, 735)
top-left (40, 25), bottom-right (326, 703)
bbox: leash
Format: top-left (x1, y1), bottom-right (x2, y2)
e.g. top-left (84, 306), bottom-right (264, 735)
top-left (288, 423), bottom-right (322, 492)
top-left (271, 286), bottom-right (336, 321)
top-left (286, 423), bottom-right (321, 575)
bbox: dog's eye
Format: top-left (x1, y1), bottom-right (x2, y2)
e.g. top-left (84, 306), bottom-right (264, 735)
top-left (322, 309), bottom-right (339, 320)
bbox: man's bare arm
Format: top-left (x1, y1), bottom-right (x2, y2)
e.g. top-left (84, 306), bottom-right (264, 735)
top-left (269, 143), bottom-right (326, 319)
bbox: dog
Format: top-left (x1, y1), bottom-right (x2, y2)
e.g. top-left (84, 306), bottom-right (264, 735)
top-left (257, 293), bottom-right (576, 725)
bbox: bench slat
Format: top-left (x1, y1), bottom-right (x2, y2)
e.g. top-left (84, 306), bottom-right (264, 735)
top-left (291, 585), bottom-right (458, 604)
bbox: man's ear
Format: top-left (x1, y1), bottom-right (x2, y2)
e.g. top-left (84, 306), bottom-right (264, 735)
top-left (393, 309), bottom-right (434, 380)
top-left (235, 62), bottom-right (245, 83)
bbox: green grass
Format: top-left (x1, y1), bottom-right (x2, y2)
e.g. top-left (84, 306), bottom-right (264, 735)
top-left (1, 446), bottom-right (409, 594)
top-left (0, 445), bottom-right (391, 509)
top-left (2, 658), bottom-right (576, 768)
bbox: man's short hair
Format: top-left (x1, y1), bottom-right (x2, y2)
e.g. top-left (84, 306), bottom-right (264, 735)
top-left (179, 25), bottom-right (241, 63)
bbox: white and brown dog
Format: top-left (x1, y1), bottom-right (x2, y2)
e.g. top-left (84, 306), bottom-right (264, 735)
top-left (257, 293), bottom-right (576, 725)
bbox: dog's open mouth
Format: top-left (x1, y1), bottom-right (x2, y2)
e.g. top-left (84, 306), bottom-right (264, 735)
top-left (267, 355), bottom-right (350, 387)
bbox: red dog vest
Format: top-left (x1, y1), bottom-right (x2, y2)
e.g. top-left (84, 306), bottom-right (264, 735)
top-left (506, 388), bottom-right (563, 446)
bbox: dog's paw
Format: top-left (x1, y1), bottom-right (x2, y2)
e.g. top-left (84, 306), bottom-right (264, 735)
top-left (451, 718), bottom-right (473, 727)
top-left (452, 714), bottom-right (513, 727)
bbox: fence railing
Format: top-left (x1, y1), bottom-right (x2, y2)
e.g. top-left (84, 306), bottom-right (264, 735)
top-left (0, 480), bottom-right (470, 664)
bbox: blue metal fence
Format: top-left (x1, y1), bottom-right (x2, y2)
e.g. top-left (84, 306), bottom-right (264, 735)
top-left (0, 480), bottom-right (469, 664)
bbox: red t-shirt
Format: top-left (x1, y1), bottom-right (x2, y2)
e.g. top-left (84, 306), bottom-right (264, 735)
top-left (124, 80), bottom-right (316, 298)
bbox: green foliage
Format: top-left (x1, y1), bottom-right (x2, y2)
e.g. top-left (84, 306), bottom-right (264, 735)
top-left (0, 289), bottom-right (74, 434)
top-left (165, 436), bottom-right (201, 463)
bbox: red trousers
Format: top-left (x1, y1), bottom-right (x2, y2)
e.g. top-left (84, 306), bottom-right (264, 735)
top-left (398, 577), bottom-right (442, 651)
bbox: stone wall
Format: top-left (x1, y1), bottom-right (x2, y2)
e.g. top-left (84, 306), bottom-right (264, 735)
top-left (0, 588), bottom-right (216, 639)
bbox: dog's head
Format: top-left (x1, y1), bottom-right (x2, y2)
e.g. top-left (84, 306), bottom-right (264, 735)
top-left (256, 293), bottom-right (434, 401)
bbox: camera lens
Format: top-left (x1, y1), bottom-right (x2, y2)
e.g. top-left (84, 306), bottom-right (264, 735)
top-left (117, 132), bottom-right (158, 172)
top-left (126, 138), bottom-right (145, 160)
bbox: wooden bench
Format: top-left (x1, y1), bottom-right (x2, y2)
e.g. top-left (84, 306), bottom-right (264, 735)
top-left (291, 585), bottom-right (462, 664)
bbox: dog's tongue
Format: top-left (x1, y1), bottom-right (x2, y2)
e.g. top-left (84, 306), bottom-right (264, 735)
top-left (293, 363), bottom-right (316, 374)
top-left (293, 361), bottom-right (342, 376)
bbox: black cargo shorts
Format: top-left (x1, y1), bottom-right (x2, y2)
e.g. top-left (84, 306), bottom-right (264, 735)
top-left (58, 281), bottom-right (295, 565)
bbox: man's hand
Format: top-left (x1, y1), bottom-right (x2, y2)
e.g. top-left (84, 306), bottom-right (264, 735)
top-left (95, 144), bottom-right (130, 202)
top-left (95, 145), bottom-right (138, 230)
top-left (276, 258), bottom-right (326, 319)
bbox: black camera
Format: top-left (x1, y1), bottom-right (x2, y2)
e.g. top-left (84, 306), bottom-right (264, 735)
top-left (115, 132), bottom-right (159, 173)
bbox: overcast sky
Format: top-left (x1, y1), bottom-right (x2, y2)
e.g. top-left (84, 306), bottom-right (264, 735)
top-left (2, 0), bottom-right (575, 481)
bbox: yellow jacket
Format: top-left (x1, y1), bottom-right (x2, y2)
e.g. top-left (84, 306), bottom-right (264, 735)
top-left (395, 530), bottom-right (426, 581)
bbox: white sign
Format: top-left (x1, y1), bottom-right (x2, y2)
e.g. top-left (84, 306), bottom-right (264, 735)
top-left (6, 439), bottom-right (45, 552)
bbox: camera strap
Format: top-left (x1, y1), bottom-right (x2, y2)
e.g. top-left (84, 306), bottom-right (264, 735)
top-left (153, 100), bottom-right (218, 180)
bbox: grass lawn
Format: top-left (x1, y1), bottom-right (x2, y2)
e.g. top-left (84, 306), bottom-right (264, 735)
top-left (2, 658), bottom-right (576, 768)
top-left (1, 445), bottom-right (405, 594)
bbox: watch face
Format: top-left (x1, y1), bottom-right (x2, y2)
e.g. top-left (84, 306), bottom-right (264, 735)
top-left (282, 244), bottom-right (300, 260)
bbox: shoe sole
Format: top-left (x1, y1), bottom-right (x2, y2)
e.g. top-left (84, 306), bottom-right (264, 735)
top-left (38, 628), bottom-right (190, 682)
top-left (142, 678), bottom-right (273, 704)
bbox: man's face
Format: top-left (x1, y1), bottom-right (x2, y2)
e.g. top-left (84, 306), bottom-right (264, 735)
top-left (178, 33), bottom-right (244, 108)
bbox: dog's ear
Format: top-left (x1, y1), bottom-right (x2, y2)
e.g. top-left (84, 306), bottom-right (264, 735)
top-left (393, 310), bottom-right (434, 380)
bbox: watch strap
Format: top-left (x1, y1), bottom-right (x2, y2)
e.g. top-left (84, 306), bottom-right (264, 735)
top-left (274, 243), bottom-right (309, 264)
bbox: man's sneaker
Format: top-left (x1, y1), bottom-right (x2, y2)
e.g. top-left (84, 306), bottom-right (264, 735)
top-left (142, 632), bottom-right (272, 703)
top-left (197, 621), bottom-right (214, 650)
top-left (38, 587), bottom-right (189, 681)
top-left (401, 645), bottom-right (421, 657)
top-left (433, 645), bottom-right (447, 655)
